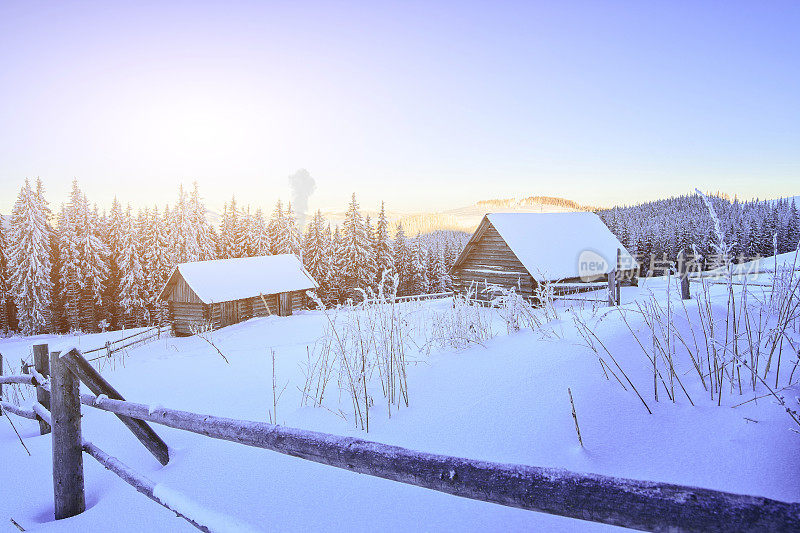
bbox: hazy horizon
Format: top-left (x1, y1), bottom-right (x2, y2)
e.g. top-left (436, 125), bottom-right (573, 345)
top-left (1, 2), bottom-right (798, 214)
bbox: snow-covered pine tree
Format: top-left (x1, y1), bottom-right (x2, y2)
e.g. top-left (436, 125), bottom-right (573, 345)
top-left (58, 180), bottom-right (86, 331)
top-left (118, 206), bottom-right (147, 327)
top-left (285, 202), bottom-right (302, 256)
top-left (340, 194), bottom-right (372, 299)
top-left (363, 214), bottom-right (377, 288)
top-left (302, 210), bottom-right (328, 286)
top-left (135, 207), bottom-right (151, 302)
top-left (171, 185), bottom-right (201, 263)
top-left (332, 225), bottom-right (351, 303)
top-left (103, 198), bottom-right (126, 328)
top-left (434, 248), bottom-right (452, 291)
top-left (143, 206), bottom-right (172, 324)
top-left (0, 220), bottom-right (10, 335)
top-left (393, 223), bottom-right (411, 296)
top-left (407, 233), bottom-right (428, 295)
top-left (269, 200), bottom-right (290, 255)
top-left (251, 208), bottom-right (271, 256)
top-left (190, 182), bottom-right (216, 260)
top-left (374, 201), bottom-right (393, 280)
top-left (79, 203), bottom-right (109, 331)
top-left (218, 197), bottom-right (239, 259)
top-left (786, 200), bottom-right (800, 251)
top-left (236, 206), bottom-right (252, 257)
top-left (8, 179), bottom-right (53, 335)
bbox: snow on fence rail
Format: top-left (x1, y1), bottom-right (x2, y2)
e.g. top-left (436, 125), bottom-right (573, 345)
top-left (2, 346), bottom-right (799, 532)
top-left (81, 324), bottom-right (172, 361)
top-left (360, 291), bottom-right (453, 305)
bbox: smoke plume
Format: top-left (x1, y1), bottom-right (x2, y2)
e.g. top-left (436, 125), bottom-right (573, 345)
top-left (288, 168), bottom-right (316, 229)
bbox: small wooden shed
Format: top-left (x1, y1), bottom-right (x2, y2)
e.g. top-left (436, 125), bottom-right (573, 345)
top-left (159, 254), bottom-right (318, 336)
top-left (450, 212), bottom-right (637, 300)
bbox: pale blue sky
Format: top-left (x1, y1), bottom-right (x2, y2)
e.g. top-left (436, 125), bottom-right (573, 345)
top-left (1, 1), bottom-right (798, 214)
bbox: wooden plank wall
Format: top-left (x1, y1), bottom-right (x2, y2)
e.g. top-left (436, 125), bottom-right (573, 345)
top-left (169, 302), bottom-right (207, 336)
top-left (166, 276), bottom-right (204, 304)
top-left (170, 291), bottom-right (308, 335)
top-left (451, 223), bottom-right (534, 298)
top-left (291, 291), bottom-right (307, 314)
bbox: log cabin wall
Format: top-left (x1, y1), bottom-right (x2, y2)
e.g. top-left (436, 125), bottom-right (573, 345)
top-left (291, 291), bottom-right (307, 313)
top-left (451, 222), bottom-right (534, 298)
top-left (163, 269), bottom-right (312, 335)
top-left (169, 302), bottom-right (208, 336)
top-left (164, 276), bottom-right (208, 336)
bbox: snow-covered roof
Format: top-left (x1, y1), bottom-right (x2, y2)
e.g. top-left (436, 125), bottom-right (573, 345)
top-left (459, 212), bottom-right (636, 281)
top-left (160, 254), bottom-right (318, 304)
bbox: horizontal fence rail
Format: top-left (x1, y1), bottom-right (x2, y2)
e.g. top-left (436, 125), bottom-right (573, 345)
top-left (82, 324), bottom-right (172, 360)
top-left (2, 346), bottom-right (800, 532)
top-left (75, 387), bottom-right (800, 532)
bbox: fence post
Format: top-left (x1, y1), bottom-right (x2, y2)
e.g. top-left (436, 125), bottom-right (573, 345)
top-left (679, 251), bottom-right (691, 300)
top-left (50, 349), bottom-right (85, 520)
top-left (616, 248), bottom-right (622, 305)
top-left (0, 352), bottom-right (3, 416)
top-left (607, 270), bottom-right (616, 306)
top-left (33, 343), bottom-right (51, 435)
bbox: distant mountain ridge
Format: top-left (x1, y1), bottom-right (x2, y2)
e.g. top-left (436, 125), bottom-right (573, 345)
top-left (316, 195), bottom-right (590, 236)
top-left (474, 196), bottom-right (596, 211)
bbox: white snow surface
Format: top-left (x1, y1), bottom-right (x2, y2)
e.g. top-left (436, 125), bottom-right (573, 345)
top-left (163, 254), bottom-right (318, 304)
top-left (486, 212), bottom-right (636, 280)
top-left (0, 281), bottom-right (798, 532)
top-left (152, 484), bottom-right (262, 533)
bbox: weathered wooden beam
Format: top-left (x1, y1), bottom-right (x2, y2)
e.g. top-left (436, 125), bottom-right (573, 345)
top-left (60, 349), bottom-right (170, 466)
top-left (33, 344), bottom-right (51, 435)
top-left (50, 350), bottom-right (86, 520)
top-left (607, 271), bottom-right (616, 306)
top-left (0, 401), bottom-right (37, 420)
top-left (679, 251), bottom-right (691, 300)
top-left (82, 441), bottom-right (209, 532)
top-left (78, 394), bottom-right (800, 532)
top-left (616, 249), bottom-right (622, 305)
top-left (0, 375), bottom-right (35, 386)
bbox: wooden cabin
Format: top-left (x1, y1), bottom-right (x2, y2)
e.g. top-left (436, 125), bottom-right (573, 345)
top-left (450, 212), bottom-right (637, 300)
top-left (159, 254), bottom-right (318, 336)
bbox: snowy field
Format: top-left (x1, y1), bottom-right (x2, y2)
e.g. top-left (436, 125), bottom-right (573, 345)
top-left (1, 273), bottom-right (799, 532)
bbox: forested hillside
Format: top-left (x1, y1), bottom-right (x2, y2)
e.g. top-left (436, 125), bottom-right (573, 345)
top-left (0, 179), bottom-right (464, 336)
top-left (597, 194), bottom-right (800, 275)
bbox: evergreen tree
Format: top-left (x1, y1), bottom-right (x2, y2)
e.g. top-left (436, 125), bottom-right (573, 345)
top-left (302, 210), bottom-right (329, 287)
top-left (0, 220), bottom-right (10, 334)
top-left (235, 205), bottom-right (251, 257)
top-left (190, 182), bottom-right (215, 260)
top-left (393, 223), bottom-right (411, 296)
top-left (7, 179), bottom-right (53, 335)
top-left (329, 226), bottom-right (346, 303)
top-left (340, 194), bottom-right (372, 299)
top-left (79, 204), bottom-right (109, 331)
top-left (143, 206), bottom-right (171, 324)
top-left (118, 206), bottom-right (147, 327)
top-left (285, 203), bottom-right (302, 256)
top-left (268, 200), bottom-right (290, 255)
top-left (363, 214), bottom-right (377, 288)
top-left (250, 208), bottom-right (271, 256)
top-left (218, 197), bottom-right (239, 259)
top-left (786, 201), bottom-right (800, 251)
top-left (374, 201), bottom-right (393, 280)
top-left (103, 198), bottom-right (126, 328)
top-left (407, 234), bottom-right (428, 295)
top-left (59, 180), bottom-right (86, 330)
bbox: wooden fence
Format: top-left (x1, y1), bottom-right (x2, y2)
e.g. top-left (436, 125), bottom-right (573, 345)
top-left (80, 324), bottom-right (172, 362)
top-left (1, 345), bottom-right (799, 532)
